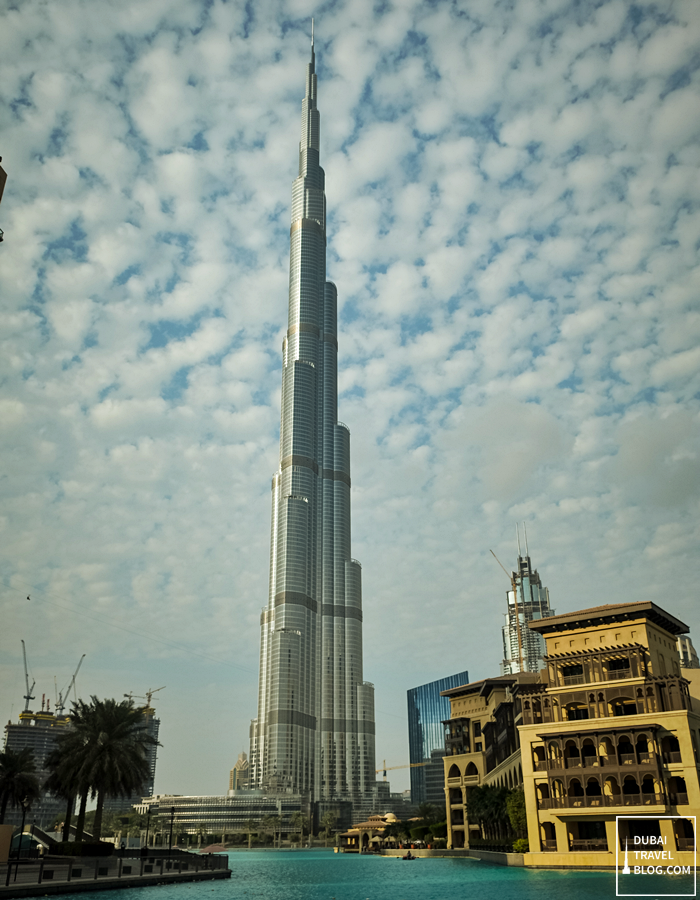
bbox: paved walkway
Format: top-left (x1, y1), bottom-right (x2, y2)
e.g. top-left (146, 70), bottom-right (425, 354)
top-left (0, 853), bottom-right (231, 897)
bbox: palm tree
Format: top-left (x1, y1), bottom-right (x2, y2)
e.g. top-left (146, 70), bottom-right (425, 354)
top-left (51, 697), bottom-right (157, 841)
top-left (262, 815), bottom-right (281, 847)
top-left (320, 810), bottom-right (338, 845)
top-left (44, 746), bottom-right (80, 841)
top-left (290, 811), bottom-right (309, 846)
top-left (417, 802), bottom-right (439, 824)
top-left (243, 818), bottom-right (258, 849)
top-left (0, 748), bottom-right (41, 824)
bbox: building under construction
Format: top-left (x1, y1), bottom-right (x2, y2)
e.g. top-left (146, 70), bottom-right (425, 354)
top-left (103, 688), bottom-right (162, 814)
top-left (500, 540), bottom-right (555, 676)
top-left (1, 644), bottom-right (82, 828)
top-left (3, 705), bottom-right (72, 828)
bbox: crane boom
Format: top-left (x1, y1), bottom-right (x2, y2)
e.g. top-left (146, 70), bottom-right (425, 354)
top-left (491, 549), bottom-right (525, 674)
top-left (21, 640), bottom-right (35, 712)
top-left (56, 654), bottom-right (86, 715)
top-left (145, 686), bottom-right (165, 706)
top-left (375, 759), bottom-right (428, 779)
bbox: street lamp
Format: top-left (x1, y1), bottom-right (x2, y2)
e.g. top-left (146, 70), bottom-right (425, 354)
top-left (19, 799), bottom-right (30, 859)
top-left (169, 807), bottom-right (175, 851)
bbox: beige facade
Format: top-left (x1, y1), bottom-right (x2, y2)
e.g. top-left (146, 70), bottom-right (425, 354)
top-left (442, 675), bottom-right (536, 849)
top-left (519, 601), bottom-right (698, 868)
top-left (442, 601), bottom-right (698, 868)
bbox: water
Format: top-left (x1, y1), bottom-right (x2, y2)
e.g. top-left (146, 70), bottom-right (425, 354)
top-left (50, 850), bottom-right (625, 900)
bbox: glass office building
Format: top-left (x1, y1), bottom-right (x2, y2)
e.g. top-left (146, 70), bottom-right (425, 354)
top-left (250, 35), bottom-right (375, 805)
top-left (407, 671), bottom-right (469, 805)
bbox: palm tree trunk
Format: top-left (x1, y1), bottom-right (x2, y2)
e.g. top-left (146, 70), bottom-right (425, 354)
top-left (75, 790), bottom-right (88, 842)
top-left (0, 795), bottom-right (7, 824)
top-left (93, 790), bottom-right (105, 841)
top-left (62, 795), bottom-right (74, 841)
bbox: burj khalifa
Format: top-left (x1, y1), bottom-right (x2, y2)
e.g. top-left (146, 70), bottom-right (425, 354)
top-left (250, 33), bottom-right (376, 805)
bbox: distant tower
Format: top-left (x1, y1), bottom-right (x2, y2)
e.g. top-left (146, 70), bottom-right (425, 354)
top-left (677, 636), bottom-right (699, 668)
top-left (229, 752), bottom-right (250, 792)
top-left (501, 530), bottom-right (554, 675)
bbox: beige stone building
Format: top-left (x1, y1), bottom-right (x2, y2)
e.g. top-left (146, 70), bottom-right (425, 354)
top-left (442, 674), bottom-right (537, 848)
top-left (519, 601), bottom-right (698, 867)
top-left (442, 600), bottom-right (699, 869)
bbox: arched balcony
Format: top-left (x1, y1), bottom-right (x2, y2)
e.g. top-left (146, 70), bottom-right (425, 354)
top-left (661, 735), bottom-right (681, 764)
top-left (668, 775), bottom-right (688, 806)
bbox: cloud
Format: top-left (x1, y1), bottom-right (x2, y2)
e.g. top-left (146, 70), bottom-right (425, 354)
top-left (1, 0), bottom-right (699, 795)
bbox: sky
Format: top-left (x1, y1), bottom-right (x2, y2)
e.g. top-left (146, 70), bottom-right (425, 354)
top-left (1, 0), bottom-right (699, 799)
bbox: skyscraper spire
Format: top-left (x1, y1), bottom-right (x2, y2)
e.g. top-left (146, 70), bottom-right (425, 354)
top-left (250, 36), bottom-right (376, 807)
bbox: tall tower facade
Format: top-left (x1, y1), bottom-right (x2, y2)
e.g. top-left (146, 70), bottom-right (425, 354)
top-left (250, 37), bottom-right (376, 804)
top-left (501, 554), bottom-right (555, 675)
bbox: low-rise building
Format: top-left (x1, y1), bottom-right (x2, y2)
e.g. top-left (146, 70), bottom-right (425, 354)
top-left (441, 673), bottom-right (538, 848)
top-left (519, 601), bottom-right (698, 868)
top-left (338, 813), bottom-right (401, 853)
top-left (138, 792), bottom-right (306, 842)
top-left (441, 600), bottom-right (699, 868)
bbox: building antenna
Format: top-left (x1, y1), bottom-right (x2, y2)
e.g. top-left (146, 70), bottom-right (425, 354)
top-left (490, 550), bottom-right (525, 674)
top-left (523, 521), bottom-right (530, 557)
top-left (516, 523), bottom-right (521, 558)
top-left (311, 17), bottom-right (314, 47)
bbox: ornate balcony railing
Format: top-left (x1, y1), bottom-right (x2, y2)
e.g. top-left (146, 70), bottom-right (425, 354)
top-left (605, 668), bottom-right (632, 680)
top-left (541, 840), bottom-right (557, 852)
top-left (669, 792), bottom-right (689, 805)
top-left (663, 751), bottom-right (682, 764)
top-left (536, 753), bottom-right (657, 771)
top-left (569, 839), bottom-right (609, 851)
top-left (538, 793), bottom-right (664, 810)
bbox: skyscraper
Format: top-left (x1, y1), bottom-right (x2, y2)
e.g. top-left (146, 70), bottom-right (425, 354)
top-left (407, 671), bottom-right (469, 805)
top-left (501, 549), bottom-right (554, 675)
top-left (250, 33), bottom-right (376, 806)
top-left (3, 708), bottom-right (71, 828)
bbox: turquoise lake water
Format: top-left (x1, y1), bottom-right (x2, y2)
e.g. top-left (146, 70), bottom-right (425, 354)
top-left (51, 850), bottom-right (637, 900)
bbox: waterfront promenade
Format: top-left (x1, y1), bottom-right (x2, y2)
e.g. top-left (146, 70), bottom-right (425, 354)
top-left (0, 851), bottom-right (230, 897)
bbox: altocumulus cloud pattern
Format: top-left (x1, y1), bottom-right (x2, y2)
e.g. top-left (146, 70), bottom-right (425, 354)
top-left (0, 0), bottom-right (699, 795)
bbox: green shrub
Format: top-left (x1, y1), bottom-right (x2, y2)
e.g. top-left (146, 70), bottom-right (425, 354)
top-left (429, 822), bottom-right (447, 838)
top-left (409, 825), bottom-right (429, 841)
top-left (512, 838), bottom-right (529, 853)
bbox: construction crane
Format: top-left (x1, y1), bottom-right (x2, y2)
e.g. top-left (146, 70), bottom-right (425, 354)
top-left (491, 548), bottom-right (525, 673)
top-left (124, 686), bottom-right (165, 708)
top-left (21, 640), bottom-right (35, 712)
top-left (375, 760), bottom-right (428, 781)
top-left (55, 654), bottom-right (86, 716)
